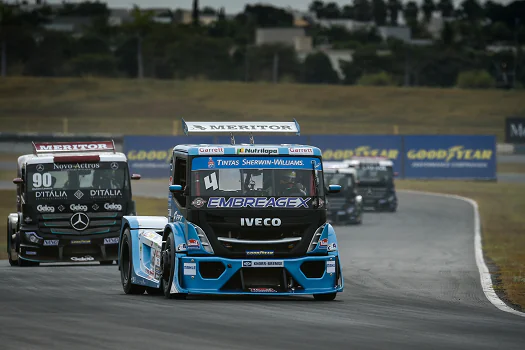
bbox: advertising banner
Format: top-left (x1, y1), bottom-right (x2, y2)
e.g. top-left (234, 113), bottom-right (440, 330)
top-left (403, 135), bottom-right (496, 179)
top-left (308, 135), bottom-right (403, 174)
top-left (505, 117), bottom-right (525, 144)
top-left (124, 136), bottom-right (214, 178)
top-left (125, 134), bottom-right (496, 180)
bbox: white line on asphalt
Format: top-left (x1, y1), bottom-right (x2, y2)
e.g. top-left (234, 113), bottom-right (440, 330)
top-left (400, 189), bottom-right (525, 318)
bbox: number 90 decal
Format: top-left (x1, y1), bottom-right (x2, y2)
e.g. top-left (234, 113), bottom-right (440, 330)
top-left (33, 173), bottom-right (53, 188)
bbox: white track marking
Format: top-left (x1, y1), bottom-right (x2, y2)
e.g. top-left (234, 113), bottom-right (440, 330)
top-left (400, 189), bottom-right (525, 318)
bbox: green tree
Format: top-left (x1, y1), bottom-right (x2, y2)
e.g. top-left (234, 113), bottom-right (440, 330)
top-left (459, 0), bottom-right (483, 22)
top-left (302, 51), bottom-right (339, 84)
top-left (341, 5), bottom-right (354, 19)
top-left (353, 0), bottom-right (372, 22)
top-left (437, 0), bottom-right (454, 18)
top-left (372, 0), bottom-right (388, 26)
top-left (403, 1), bottom-right (419, 25)
top-left (124, 5), bottom-right (155, 79)
top-left (387, 0), bottom-right (402, 26)
top-left (421, 0), bottom-right (435, 23)
top-left (192, 0), bottom-right (200, 26)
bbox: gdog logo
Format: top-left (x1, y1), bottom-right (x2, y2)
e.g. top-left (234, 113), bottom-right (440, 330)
top-left (37, 205), bottom-right (55, 213)
top-left (70, 204), bottom-right (88, 212)
top-left (104, 203), bottom-right (122, 211)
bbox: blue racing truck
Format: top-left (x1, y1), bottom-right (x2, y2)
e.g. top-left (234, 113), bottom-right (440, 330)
top-left (118, 120), bottom-right (344, 300)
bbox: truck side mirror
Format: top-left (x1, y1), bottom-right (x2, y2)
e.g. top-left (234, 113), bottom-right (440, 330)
top-left (13, 177), bottom-right (24, 185)
top-left (169, 184), bottom-right (184, 193)
top-left (328, 184), bottom-right (341, 194)
top-left (131, 174), bottom-right (141, 180)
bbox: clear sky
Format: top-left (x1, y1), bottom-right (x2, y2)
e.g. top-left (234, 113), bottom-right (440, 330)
top-left (39, 0), bottom-right (516, 14)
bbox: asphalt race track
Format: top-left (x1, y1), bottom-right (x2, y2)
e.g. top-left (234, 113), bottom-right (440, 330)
top-left (1, 191), bottom-right (525, 350)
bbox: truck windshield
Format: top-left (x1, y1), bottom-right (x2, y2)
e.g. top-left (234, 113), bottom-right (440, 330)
top-left (26, 162), bottom-right (129, 191)
top-left (190, 156), bottom-right (324, 197)
top-left (356, 165), bottom-right (393, 184)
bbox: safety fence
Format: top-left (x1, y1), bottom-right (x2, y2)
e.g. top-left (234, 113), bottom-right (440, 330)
top-left (124, 134), bottom-right (496, 180)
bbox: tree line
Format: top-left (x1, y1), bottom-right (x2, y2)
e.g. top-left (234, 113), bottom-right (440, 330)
top-left (0, 0), bottom-right (524, 88)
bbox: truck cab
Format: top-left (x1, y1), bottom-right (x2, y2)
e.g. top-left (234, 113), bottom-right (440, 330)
top-left (7, 141), bottom-right (141, 266)
top-left (323, 161), bottom-right (363, 225)
top-left (118, 120), bottom-right (344, 301)
top-left (344, 157), bottom-right (397, 212)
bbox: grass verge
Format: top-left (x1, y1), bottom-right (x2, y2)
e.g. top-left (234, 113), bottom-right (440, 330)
top-left (396, 180), bottom-right (525, 310)
top-left (0, 77), bottom-right (524, 140)
top-left (498, 163), bottom-right (525, 174)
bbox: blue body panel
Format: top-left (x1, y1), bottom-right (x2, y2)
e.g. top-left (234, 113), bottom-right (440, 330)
top-left (172, 255), bottom-right (343, 295)
top-left (119, 213), bottom-right (343, 295)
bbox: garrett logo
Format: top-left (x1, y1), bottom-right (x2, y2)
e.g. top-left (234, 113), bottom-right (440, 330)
top-left (289, 147), bottom-right (313, 155)
top-left (240, 218), bottom-right (282, 227)
top-left (37, 204), bottom-right (55, 213)
top-left (198, 147), bottom-right (224, 155)
top-left (104, 203), bottom-right (122, 211)
top-left (70, 204), bottom-right (88, 212)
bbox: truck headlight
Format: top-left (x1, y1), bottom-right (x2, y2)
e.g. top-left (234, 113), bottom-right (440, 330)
top-left (356, 195), bottom-right (362, 204)
top-left (388, 195), bottom-right (395, 202)
top-left (194, 224), bottom-right (214, 254)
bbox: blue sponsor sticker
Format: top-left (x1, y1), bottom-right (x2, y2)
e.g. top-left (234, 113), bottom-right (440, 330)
top-left (104, 237), bottom-right (119, 245)
top-left (207, 197), bottom-right (311, 209)
top-left (192, 157), bottom-right (321, 170)
top-left (44, 240), bottom-right (59, 246)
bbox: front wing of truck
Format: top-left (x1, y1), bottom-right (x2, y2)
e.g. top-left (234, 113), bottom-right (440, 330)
top-left (121, 216), bottom-right (344, 297)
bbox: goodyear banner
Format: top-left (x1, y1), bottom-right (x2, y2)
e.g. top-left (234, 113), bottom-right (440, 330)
top-left (125, 136), bottom-right (214, 178)
top-left (403, 135), bottom-right (496, 179)
top-left (308, 135), bottom-right (402, 174)
top-left (124, 135), bottom-right (495, 180)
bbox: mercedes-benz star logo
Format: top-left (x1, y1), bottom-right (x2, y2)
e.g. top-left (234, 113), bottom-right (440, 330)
top-left (36, 164), bottom-right (44, 172)
top-left (367, 188), bottom-right (373, 195)
top-left (71, 212), bottom-right (89, 231)
top-left (110, 162), bottom-right (119, 170)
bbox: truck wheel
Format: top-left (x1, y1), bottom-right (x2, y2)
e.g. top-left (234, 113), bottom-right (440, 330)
top-left (313, 293), bottom-right (337, 301)
top-left (7, 223), bottom-right (18, 266)
top-left (161, 231), bottom-right (187, 300)
top-left (120, 228), bottom-right (146, 295)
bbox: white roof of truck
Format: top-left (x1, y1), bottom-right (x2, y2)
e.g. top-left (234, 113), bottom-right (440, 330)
top-left (344, 157), bottom-right (393, 167)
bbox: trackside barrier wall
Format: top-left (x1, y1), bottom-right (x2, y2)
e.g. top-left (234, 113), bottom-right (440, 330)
top-left (124, 134), bottom-right (496, 180)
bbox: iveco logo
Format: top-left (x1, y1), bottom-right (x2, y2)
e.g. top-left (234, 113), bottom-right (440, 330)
top-left (71, 212), bottom-right (89, 231)
top-left (240, 218), bottom-right (282, 227)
